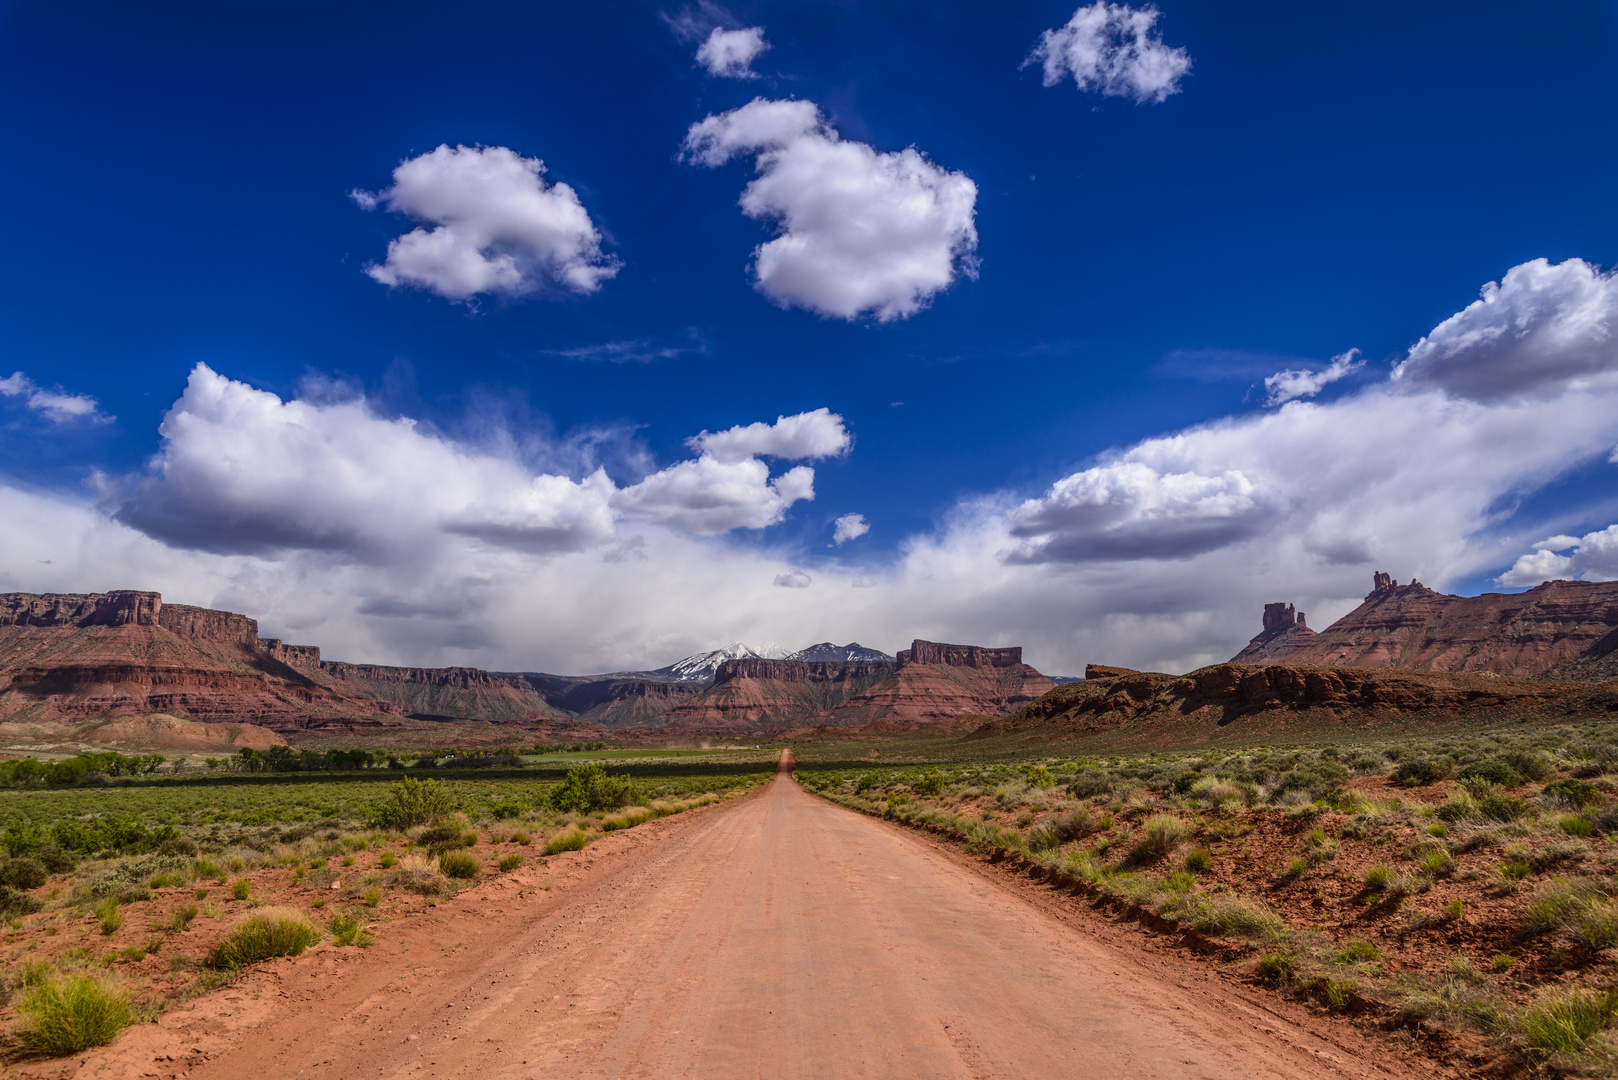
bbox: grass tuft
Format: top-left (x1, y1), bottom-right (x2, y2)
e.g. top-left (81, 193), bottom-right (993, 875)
top-left (210, 907), bottom-right (321, 968)
top-left (15, 972), bottom-right (133, 1055)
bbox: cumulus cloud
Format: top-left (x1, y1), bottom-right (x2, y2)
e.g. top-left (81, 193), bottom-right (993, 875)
top-left (832, 513), bottom-right (869, 545)
top-left (683, 99), bottom-right (979, 321)
top-left (1392, 258), bottom-right (1618, 401)
top-left (0, 372), bottom-right (108, 423)
top-left (1263, 349), bottom-right (1364, 406)
top-left (1026, 2), bottom-right (1191, 104)
top-left (1501, 526), bottom-right (1618, 585)
top-left (1005, 463), bottom-right (1267, 563)
top-left (355, 145), bottom-right (618, 301)
top-left (114, 365), bottom-right (832, 557)
top-left (773, 568), bottom-right (812, 588)
top-left (688, 407), bottom-right (851, 463)
top-left (696, 27), bottom-right (767, 78)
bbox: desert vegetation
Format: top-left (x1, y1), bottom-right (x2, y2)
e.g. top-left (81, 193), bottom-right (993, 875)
top-left (0, 751), bottom-right (772, 1058)
top-left (795, 722), bottom-right (1618, 1073)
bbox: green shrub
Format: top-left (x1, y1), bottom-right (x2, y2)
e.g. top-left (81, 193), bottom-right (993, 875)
top-left (1521, 987), bottom-right (1618, 1057)
top-left (548, 763), bottom-right (642, 814)
top-left (378, 853), bottom-right (398, 869)
top-left (363, 886), bottom-right (382, 908)
top-left (1499, 751), bottom-right (1553, 781)
top-left (1336, 940), bottom-right (1380, 963)
top-left (15, 972), bottom-right (132, 1055)
top-left (1499, 859), bottom-right (1533, 885)
top-left (498, 853), bottom-right (523, 872)
top-left (1459, 760), bottom-right (1524, 788)
top-left (1256, 953), bottom-right (1296, 984)
top-left (194, 858), bottom-right (227, 884)
top-left (230, 878), bottom-right (250, 901)
top-left (374, 777), bottom-right (454, 830)
top-left (913, 770), bottom-right (945, 796)
top-left (1139, 814), bottom-right (1189, 858)
top-left (1363, 866), bottom-right (1395, 890)
top-left (438, 850), bottom-right (481, 879)
top-left (95, 897), bottom-right (123, 936)
top-left (510, 831), bottom-right (532, 846)
top-left (329, 913), bottom-right (372, 947)
top-left (210, 908), bottom-right (321, 967)
top-left (0, 857), bottom-right (49, 890)
top-left (1068, 770), bottom-right (1113, 798)
top-left (418, 824), bottom-right (475, 850)
top-left (1418, 846), bottom-right (1454, 877)
top-left (1562, 815), bottom-right (1595, 837)
top-left (1475, 789), bottom-right (1533, 823)
top-left (171, 905), bottom-right (198, 931)
top-left (1391, 758), bottom-right (1451, 786)
top-left (1183, 848), bottom-right (1213, 874)
top-left (1491, 954), bottom-right (1515, 971)
top-left (1543, 778), bottom-right (1601, 808)
top-left (544, 827), bottom-right (589, 855)
top-left (0, 884), bottom-right (42, 918)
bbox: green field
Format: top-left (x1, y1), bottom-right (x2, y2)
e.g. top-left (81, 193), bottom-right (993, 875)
top-left (0, 752), bottom-right (780, 857)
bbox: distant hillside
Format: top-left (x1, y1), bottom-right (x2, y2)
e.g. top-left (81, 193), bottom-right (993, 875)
top-left (974, 662), bottom-right (1618, 747)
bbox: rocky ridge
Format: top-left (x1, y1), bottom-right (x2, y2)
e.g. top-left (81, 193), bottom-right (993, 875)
top-left (1231, 573), bottom-right (1618, 679)
top-left (975, 662), bottom-right (1618, 746)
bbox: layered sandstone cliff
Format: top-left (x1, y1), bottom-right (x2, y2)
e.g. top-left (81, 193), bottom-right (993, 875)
top-left (1232, 574), bottom-right (1618, 679)
top-left (321, 662), bottom-right (568, 724)
top-left (1230, 602), bottom-right (1317, 664)
top-left (826, 639), bottom-right (1055, 729)
top-left (0, 591), bottom-right (394, 732)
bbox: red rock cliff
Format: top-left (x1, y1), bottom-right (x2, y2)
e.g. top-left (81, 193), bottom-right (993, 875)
top-left (1236, 572), bottom-right (1618, 679)
top-left (712, 659), bottom-right (894, 685)
top-left (896, 640), bottom-right (1022, 669)
top-left (259, 640), bottom-right (322, 669)
top-left (1, 591), bottom-right (162, 629)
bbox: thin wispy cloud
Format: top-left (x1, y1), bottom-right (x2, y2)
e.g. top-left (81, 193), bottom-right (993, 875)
top-left (0, 372), bottom-right (109, 423)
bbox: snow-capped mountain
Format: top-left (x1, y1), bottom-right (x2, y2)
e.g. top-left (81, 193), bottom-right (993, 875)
top-left (786, 642), bottom-right (894, 663)
top-left (652, 642), bottom-right (790, 683)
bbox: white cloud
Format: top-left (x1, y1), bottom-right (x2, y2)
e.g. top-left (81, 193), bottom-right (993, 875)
top-left (1392, 258), bottom-right (1618, 401)
top-left (1026, 3), bottom-right (1191, 105)
top-left (355, 145), bottom-right (618, 301)
top-left (1005, 462), bottom-right (1266, 563)
top-left (612, 458), bottom-right (815, 535)
top-left (1262, 349), bottom-right (1364, 406)
top-left (850, 575), bottom-right (876, 588)
top-left (773, 568), bottom-right (812, 588)
top-left (688, 407), bottom-right (851, 463)
top-left (0, 371), bottom-right (107, 423)
top-left (683, 98), bottom-right (979, 321)
top-left (696, 27), bottom-right (767, 78)
top-left (832, 512), bottom-right (869, 545)
top-left (114, 365), bottom-right (830, 556)
top-left (1501, 525), bottom-right (1618, 585)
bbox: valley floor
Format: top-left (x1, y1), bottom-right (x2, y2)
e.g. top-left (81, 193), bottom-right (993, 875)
top-left (47, 754), bottom-right (1432, 1080)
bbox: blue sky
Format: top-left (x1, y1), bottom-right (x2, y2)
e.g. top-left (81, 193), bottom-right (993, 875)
top-left (2, 1), bottom-right (1617, 675)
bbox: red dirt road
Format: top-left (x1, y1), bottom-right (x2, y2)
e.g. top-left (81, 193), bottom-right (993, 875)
top-left (71, 758), bottom-right (1433, 1080)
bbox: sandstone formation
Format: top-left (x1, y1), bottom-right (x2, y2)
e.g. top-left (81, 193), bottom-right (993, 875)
top-left (0, 590), bottom-right (398, 733)
top-left (826, 640), bottom-right (1055, 730)
top-left (975, 662), bottom-right (1618, 745)
top-left (320, 662), bottom-right (568, 724)
top-left (1230, 602), bottom-right (1318, 663)
top-left (1231, 573), bottom-right (1618, 679)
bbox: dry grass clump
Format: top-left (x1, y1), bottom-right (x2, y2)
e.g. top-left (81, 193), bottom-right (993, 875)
top-left (438, 850), bottom-right (481, 879)
top-left (544, 827), bottom-right (589, 855)
top-left (14, 971), bottom-right (133, 1055)
top-left (210, 907), bottom-right (321, 968)
top-left (1138, 814), bottom-right (1189, 858)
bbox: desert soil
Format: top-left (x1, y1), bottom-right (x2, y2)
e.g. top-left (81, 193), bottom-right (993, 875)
top-left (57, 754), bottom-right (1435, 1080)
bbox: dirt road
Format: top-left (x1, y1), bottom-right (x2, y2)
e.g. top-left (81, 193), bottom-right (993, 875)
top-left (79, 757), bottom-right (1433, 1080)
